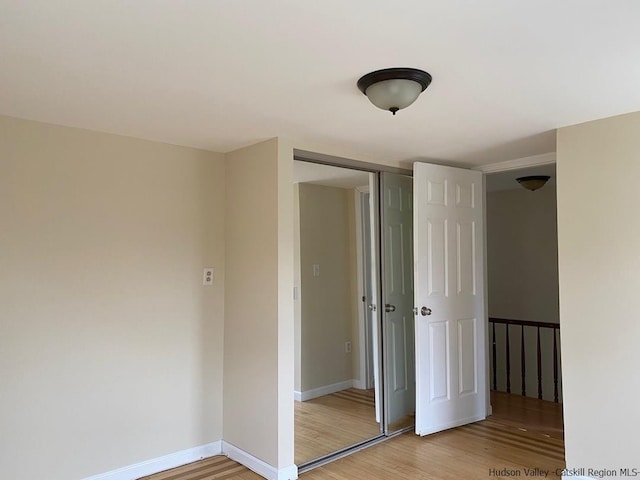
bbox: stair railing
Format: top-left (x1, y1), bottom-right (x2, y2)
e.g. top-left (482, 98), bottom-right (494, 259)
top-left (489, 317), bottom-right (561, 403)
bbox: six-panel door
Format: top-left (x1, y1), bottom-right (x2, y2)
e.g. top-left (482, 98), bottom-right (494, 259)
top-left (413, 162), bottom-right (486, 436)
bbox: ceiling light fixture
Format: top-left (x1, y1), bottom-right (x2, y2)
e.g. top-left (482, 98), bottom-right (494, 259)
top-left (357, 67), bottom-right (432, 115)
top-left (516, 175), bottom-right (550, 191)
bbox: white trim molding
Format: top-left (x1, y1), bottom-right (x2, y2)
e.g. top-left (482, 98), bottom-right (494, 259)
top-left (562, 476), bottom-right (595, 480)
top-left (294, 379), bottom-right (353, 402)
top-left (222, 441), bottom-right (298, 480)
top-left (354, 185), bottom-right (370, 393)
top-left (474, 152), bottom-right (556, 173)
top-left (83, 441), bottom-right (222, 480)
top-left (352, 378), bottom-right (366, 390)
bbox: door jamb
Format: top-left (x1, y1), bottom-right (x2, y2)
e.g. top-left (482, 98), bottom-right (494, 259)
top-left (354, 185), bottom-right (373, 390)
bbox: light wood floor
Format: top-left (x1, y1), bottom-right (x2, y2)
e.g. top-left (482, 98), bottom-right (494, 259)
top-left (489, 390), bottom-right (564, 440)
top-left (143, 391), bottom-right (564, 480)
top-left (295, 388), bottom-right (380, 464)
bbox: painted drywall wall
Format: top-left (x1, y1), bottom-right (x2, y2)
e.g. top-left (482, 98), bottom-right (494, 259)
top-left (223, 138), bottom-right (295, 473)
top-left (487, 187), bottom-right (561, 401)
top-left (557, 111), bottom-right (640, 470)
top-left (293, 183), bottom-right (302, 393)
top-left (297, 184), bottom-right (357, 392)
top-left (276, 137), bottom-right (295, 471)
top-left (224, 139), bottom-right (279, 465)
top-left (487, 187), bottom-right (559, 323)
top-left (0, 115), bottom-right (225, 480)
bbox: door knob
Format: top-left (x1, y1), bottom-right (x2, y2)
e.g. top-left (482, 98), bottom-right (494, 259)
top-left (421, 306), bottom-right (432, 316)
top-left (385, 304), bottom-right (396, 313)
top-left (368, 304), bottom-right (377, 312)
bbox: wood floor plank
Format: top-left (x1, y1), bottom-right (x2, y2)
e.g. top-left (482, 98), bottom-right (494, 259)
top-left (143, 391), bottom-right (565, 480)
top-left (295, 388), bottom-right (381, 464)
top-left (140, 457), bottom-right (261, 480)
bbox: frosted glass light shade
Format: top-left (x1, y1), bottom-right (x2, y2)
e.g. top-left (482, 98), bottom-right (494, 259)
top-left (364, 79), bottom-right (423, 113)
top-left (357, 68), bottom-right (432, 115)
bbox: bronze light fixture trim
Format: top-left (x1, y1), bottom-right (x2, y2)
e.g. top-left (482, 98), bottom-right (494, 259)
top-left (516, 175), bottom-right (551, 191)
top-left (357, 67), bottom-right (433, 115)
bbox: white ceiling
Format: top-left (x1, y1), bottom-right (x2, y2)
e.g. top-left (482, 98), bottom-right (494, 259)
top-left (2, 1), bottom-right (640, 167)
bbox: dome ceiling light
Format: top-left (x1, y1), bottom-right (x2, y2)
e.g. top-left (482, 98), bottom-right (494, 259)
top-left (357, 67), bottom-right (432, 115)
top-left (516, 175), bottom-right (551, 191)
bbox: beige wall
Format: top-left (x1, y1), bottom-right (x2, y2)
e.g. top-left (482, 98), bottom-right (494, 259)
top-left (296, 184), bottom-right (358, 392)
top-left (223, 138), bottom-right (295, 471)
top-left (0, 116), bottom-right (225, 480)
top-left (557, 111), bottom-right (640, 470)
top-left (276, 138), bottom-right (295, 470)
top-left (0, 118), bottom-right (396, 480)
top-left (487, 187), bottom-right (559, 323)
top-left (224, 140), bottom-right (279, 464)
top-left (293, 184), bottom-right (302, 393)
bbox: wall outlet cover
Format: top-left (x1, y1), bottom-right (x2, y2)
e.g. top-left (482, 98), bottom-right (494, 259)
top-left (203, 268), bottom-right (214, 285)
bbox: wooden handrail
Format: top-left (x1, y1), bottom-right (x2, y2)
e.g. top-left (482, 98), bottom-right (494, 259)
top-left (488, 317), bottom-right (560, 403)
top-left (489, 317), bottom-right (560, 330)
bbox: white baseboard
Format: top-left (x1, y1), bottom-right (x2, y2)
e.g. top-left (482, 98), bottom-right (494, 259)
top-left (562, 476), bottom-right (595, 480)
top-left (352, 378), bottom-right (366, 390)
top-left (222, 441), bottom-right (298, 480)
top-left (83, 441), bottom-right (222, 480)
top-left (294, 379), bottom-right (354, 402)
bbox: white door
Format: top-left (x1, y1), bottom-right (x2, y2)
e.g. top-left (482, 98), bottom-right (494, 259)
top-left (382, 173), bottom-right (416, 426)
top-left (413, 162), bottom-right (486, 435)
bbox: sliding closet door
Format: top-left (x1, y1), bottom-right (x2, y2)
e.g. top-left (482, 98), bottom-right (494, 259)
top-left (381, 173), bottom-right (416, 432)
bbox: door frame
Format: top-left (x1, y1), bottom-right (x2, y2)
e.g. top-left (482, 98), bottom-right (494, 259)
top-left (354, 185), bottom-right (374, 390)
top-left (475, 152), bottom-right (557, 417)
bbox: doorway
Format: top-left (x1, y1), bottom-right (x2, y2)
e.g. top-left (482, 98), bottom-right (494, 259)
top-left (485, 164), bottom-right (564, 437)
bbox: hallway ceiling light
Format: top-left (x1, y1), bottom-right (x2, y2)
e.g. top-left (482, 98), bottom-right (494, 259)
top-left (357, 68), bottom-right (432, 115)
top-left (516, 175), bottom-right (550, 191)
